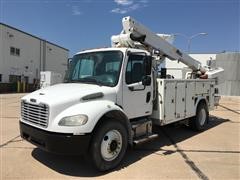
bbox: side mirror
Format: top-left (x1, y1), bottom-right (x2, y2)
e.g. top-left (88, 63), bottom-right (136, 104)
top-left (144, 56), bottom-right (152, 75)
top-left (67, 58), bottom-right (73, 69)
top-left (142, 76), bottom-right (151, 86)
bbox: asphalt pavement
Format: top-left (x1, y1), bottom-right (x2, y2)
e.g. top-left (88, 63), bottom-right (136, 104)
top-left (0, 94), bottom-right (239, 179)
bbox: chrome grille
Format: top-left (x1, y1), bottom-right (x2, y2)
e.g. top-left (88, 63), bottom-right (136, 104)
top-left (21, 101), bottom-right (49, 128)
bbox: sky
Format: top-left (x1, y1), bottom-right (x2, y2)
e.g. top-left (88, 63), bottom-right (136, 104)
top-left (0, 0), bottom-right (239, 56)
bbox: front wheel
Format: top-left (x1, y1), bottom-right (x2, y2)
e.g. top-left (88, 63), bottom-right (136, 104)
top-left (90, 121), bottom-right (128, 171)
top-left (189, 102), bottom-right (209, 131)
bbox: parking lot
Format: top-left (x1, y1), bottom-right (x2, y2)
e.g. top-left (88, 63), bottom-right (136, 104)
top-left (0, 93), bottom-right (239, 179)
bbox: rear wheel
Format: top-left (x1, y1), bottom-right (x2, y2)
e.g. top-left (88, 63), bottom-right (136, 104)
top-left (189, 102), bottom-right (209, 131)
top-left (90, 120), bottom-right (128, 171)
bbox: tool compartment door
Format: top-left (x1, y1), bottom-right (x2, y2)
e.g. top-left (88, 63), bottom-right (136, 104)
top-left (175, 82), bottom-right (186, 118)
top-left (164, 81), bottom-right (176, 123)
top-left (185, 81), bottom-right (195, 117)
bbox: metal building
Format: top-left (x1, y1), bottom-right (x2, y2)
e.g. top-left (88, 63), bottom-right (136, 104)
top-left (0, 23), bottom-right (69, 92)
top-left (216, 52), bottom-right (240, 96)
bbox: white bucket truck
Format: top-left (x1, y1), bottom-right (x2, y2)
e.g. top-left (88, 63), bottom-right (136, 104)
top-left (20, 17), bottom-right (223, 171)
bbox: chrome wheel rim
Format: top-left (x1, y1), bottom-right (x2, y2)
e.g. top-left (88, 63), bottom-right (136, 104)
top-left (100, 129), bottom-right (122, 161)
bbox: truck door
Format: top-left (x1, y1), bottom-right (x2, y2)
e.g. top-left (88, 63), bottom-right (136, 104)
top-left (122, 54), bottom-right (153, 119)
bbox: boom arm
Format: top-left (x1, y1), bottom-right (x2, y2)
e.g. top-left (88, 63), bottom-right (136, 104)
top-left (111, 16), bottom-right (206, 73)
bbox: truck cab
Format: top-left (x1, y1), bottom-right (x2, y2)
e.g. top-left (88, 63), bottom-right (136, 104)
top-left (20, 47), bottom-right (155, 170)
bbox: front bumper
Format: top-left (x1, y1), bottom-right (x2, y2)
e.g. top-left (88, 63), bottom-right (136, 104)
top-left (20, 121), bottom-right (91, 155)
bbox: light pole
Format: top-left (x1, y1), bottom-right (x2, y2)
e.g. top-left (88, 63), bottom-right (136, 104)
top-left (173, 32), bottom-right (208, 53)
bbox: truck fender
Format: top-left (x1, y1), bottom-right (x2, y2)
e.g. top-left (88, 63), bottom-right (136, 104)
top-left (52, 100), bottom-right (132, 143)
top-left (92, 108), bottom-right (133, 145)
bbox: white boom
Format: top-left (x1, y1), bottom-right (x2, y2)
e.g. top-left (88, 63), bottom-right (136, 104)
top-left (111, 16), bottom-right (224, 82)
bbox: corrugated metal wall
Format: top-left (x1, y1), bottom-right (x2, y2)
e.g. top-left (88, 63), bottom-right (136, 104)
top-left (216, 52), bottom-right (240, 96)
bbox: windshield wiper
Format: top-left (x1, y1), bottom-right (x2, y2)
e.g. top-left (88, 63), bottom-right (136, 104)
top-left (82, 77), bottom-right (103, 86)
top-left (72, 77), bottom-right (102, 86)
top-left (67, 79), bottom-right (82, 83)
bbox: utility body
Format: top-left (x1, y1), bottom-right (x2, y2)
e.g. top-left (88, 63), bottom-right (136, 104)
top-left (20, 17), bottom-right (223, 171)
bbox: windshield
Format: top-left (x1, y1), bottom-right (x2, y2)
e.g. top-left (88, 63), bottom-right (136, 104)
top-left (66, 51), bottom-right (123, 87)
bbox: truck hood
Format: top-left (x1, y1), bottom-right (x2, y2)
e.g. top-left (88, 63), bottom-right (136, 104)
top-left (22, 83), bottom-right (117, 106)
top-left (21, 83), bottom-right (117, 131)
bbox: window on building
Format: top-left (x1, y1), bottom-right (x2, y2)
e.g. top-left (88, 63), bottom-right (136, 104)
top-left (0, 74), bottom-right (2, 82)
top-left (9, 75), bottom-right (21, 83)
top-left (16, 48), bottom-right (20, 56)
top-left (10, 47), bottom-right (20, 56)
top-left (10, 47), bottom-right (15, 55)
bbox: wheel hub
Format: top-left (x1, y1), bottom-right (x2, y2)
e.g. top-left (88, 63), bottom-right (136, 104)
top-left (199, 108), bottom-right (206, 126)
top-left (109, 140), bottom-right (118, 152)
top-left (101, 130), bottom-right (122, 161)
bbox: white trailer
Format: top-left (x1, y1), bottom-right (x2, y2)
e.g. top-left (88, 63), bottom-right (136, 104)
top-left (19, 17), bottom-right (223, 171)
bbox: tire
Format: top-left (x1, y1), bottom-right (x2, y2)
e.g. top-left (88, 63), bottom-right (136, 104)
top-left (89, 120), bottom-right (128, 171)
top-left (189, 102), bottom-right (209, 131)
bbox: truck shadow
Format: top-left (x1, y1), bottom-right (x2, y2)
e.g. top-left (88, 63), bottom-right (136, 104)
top-left (31, 115), bottom-right (229, 177)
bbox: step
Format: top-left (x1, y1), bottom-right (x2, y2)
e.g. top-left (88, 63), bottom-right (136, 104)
top-left (133, 133), bottom-right (159, 145)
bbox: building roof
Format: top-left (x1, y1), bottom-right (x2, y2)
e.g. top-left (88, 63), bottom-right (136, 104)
top-left (0, 22), bottom-right (69, 51)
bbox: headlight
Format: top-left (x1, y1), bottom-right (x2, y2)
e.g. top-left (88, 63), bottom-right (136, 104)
top-left (58, 114), bottom-right (88, 126)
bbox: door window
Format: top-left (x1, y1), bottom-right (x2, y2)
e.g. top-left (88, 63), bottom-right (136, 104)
top-left (126, 55), bottom-right (145, 84)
